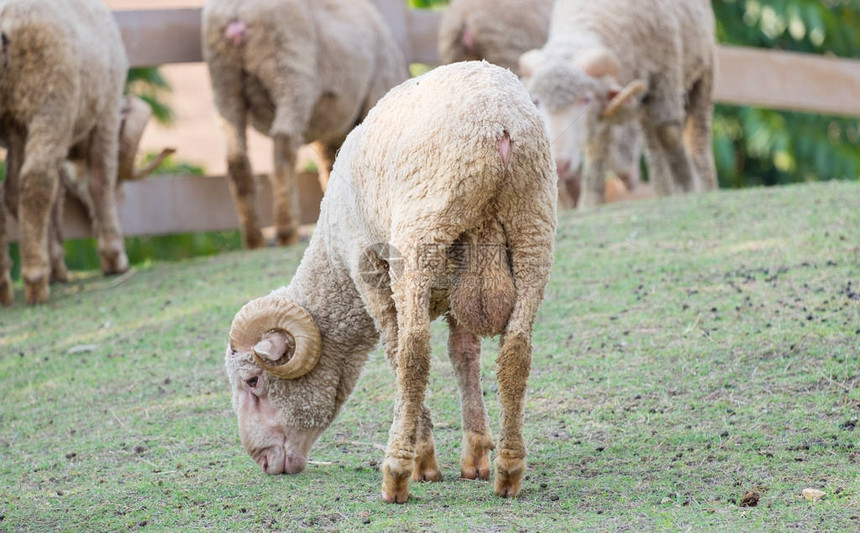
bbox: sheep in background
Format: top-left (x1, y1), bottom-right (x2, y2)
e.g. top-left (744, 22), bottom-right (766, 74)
top-left (520, 0), bottom-right (718, 207)
top-left (202, 0), bottom-right (408, 249)
top-left (51, 96), bottom-right (174, 285)
top-left (439, 0), bottom-right (645, 208)
top-left (225, 62), bottom-right (556, 503)
top-left (439, 0), bottom-right (554, 75)
top-left (0, 0), bottom-right (130, 304)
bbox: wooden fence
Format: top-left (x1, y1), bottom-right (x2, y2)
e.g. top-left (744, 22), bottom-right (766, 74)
top-left (6, 2), bottom-right (860, 242)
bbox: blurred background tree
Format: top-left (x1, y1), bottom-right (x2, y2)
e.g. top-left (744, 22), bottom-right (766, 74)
top-left (712, 0), bottom-right (860, 187)
top-left (412, 0), bottom-right (860, 187)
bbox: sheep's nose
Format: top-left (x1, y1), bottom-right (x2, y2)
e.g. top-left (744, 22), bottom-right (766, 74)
top-left (284, 454), bottom-right (308, 475)
top-left (556, 158), bottom-right (572, 176)
top-left (257, 447), bottom-right (285, 475)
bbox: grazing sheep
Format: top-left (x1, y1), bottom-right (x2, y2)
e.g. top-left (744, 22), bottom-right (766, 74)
top-left (0, 0), bottom-right (130, 304)
top-left (439, 0), bottom-right (554, 75)
top-left (520, 0), bottom-right (718, 207)
top-left (202, 0), bottom-right (408, 249)
top-left (439, 0), bottom-right (643, 208)
top-left (225, 62), bottom-right (557, 503)
top-left (46, 96), bottom-right (173, 288)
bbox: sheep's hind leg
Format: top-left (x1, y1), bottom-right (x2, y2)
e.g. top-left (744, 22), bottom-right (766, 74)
top-left (88, 123), bottom-right (129, 276)
top-left (19, 132), bottom-right (64, 304)
top-left (309, 141), bottom-right (338, 193)
top-left (211, 62), bottom-right (263, 249)
top-left (272, 135), bottom-right (300, 246)
top-left (448, 316), bottom-right (494, 480)
top-left (493, 192), bottom-right (555, 498)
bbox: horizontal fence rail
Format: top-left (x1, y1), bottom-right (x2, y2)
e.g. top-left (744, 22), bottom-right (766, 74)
top-left (115, 6), bottom-right (860, 117)
top-left (6, 4), bottom-right (860, 242)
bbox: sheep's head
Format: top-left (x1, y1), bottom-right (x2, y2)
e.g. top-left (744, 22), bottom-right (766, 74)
top-left (520, 48), bottom-right (645, 182)
top-left (225, 294), bottom-right (329, 475)
top-left (118, 96), bottom-right (175, 181)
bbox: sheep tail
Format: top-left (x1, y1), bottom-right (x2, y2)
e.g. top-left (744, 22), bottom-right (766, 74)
top-left (499, 131), bottom-right (512, 168)
top-left (225, 20), bottom-right (246, 47)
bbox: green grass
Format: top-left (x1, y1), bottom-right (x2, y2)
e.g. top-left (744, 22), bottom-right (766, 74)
top-left (1, 182), bottom-right (858, 531)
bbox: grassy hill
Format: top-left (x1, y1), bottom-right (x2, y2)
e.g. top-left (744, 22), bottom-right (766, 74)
top-left (1, 182), bottom-right (858, 531)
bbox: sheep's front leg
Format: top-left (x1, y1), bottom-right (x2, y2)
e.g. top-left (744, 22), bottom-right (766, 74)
top-left (18, 133), bottom-right (64, 304)
top-left (382, 267), bottom-right (433, 504)
top-left (413, 405), bottom-right (442, 482)
top-left (578, 126), bottom-right (612, 208)
top-left (272, 135), bottom-right (300, 246)
top-left (88, 124), bottom-right (129, 276)
top-left (684, 72), bottom-right (718, 192)
top-left (0, 136), bottom-right (24, 305)
top-left (0, 186), bottom-right (12, 306)
top-left (654, 121), bottom-right (697, 194)
top-left (48, 182), bottom-right (68, 283)
top-left (448, 316), bottom-right (494, 480)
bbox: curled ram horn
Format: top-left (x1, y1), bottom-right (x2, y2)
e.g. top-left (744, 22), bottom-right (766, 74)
top-left (118, 95), bottom-right (176, 181)
top-left (601, 80), bottom-right (646, 120)
top-left (229, 295), bottom-right (322, 380)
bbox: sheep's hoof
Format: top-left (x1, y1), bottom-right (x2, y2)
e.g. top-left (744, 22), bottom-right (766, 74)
top-left (381, 456), bottom-right (413, 504)
top-left (24, 278), bottom-right (50, 305)
top-left (493, 450), bottom-right (525, 498)
top-left (51, 263), bottom-right (69, 284)
top-left (100, 249), bottom-right (129, 276)
top-left (244, 230), bottom-right (265, 250)
top-left (275, 229), bottom-right (299, 247)
top-left (412, 439), bottom-right (442, 482)
top-left (460, 431), bottom-right (494, 481)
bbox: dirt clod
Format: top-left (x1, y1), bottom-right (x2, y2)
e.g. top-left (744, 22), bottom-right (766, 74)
top-left (550, 495), bottom-right (560, 501)
top-left (134, 446), bottom-right (146, 454)
top-left (739, 491), bottom-right (759, 507)
top-left (65, 452), bottom-right (77, 459)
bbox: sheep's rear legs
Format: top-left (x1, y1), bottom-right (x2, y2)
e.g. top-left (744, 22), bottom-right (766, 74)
top-left (273, 135), bottom-right (300, 246)
top-left (449, 317), bottom-right (494, 480)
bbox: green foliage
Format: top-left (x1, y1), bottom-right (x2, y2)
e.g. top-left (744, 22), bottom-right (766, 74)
top-left (713, 0), bottom-right (860, 186)
top-left (140, 151), bottom-right (206, 177)
top-left (125, 67), bottom-right (174, 125)
top-left (410, 0), bottom-right (860, 186)
top-left (408, 0), bottom-right (448, 8)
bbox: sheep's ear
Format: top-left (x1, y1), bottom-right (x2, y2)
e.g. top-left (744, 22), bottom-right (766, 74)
top-left (518, 49), bottom-right (545, 80)
top-left (576, 48), bottom-right (620, 80)
top-left (602, 80), bottom-right (647, 120)
top-left (254, 331), bottom-right (294, 363)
